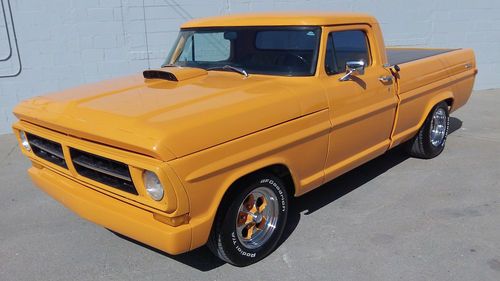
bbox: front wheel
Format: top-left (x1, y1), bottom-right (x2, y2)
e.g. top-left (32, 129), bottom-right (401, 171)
top-left (207, 173), bottom-right (289, 266)
top-left (406, 101), bottom-right (450, 159)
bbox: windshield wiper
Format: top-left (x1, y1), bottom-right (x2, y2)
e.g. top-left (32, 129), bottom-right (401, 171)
top-left (161, 63), bottom-right (181, 68)
top-left (207, 65), bottom-right (249, 77)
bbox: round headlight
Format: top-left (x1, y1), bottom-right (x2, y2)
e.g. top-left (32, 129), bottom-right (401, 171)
top-left (143, 171), bottom-right (164, 201)
top-left (19, 131), bottom-right (31, 151)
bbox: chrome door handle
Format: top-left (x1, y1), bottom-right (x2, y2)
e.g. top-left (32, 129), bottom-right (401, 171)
top-left (379, 76), bottom-right (393, 83)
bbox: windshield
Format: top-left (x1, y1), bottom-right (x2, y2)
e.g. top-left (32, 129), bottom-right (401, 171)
top-left (164, 27), bottom-right (321, 76)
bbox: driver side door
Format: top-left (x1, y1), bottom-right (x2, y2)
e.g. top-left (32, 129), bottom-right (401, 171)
top-left (322, 25), bottom-right (398, 181)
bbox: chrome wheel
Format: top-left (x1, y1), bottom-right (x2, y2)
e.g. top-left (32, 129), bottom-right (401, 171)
top-left (235, 187), bottom-right (279, 249)
top-left (430, 107), bottom-right (447, 147)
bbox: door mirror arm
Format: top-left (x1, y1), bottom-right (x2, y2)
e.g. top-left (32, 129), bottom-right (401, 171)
top-left (339, 60), bottom-right (366, 81)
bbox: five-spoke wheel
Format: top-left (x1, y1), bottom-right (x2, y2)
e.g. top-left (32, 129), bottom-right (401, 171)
top-left (236, 187), bottom-right (279, 249)
top-left (407, 101), bottom-right (450, 158)
top-left (207, 174), bottom-right (288, 266)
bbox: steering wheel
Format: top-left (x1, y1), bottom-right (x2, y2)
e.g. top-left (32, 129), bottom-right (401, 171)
top-left (284, 53), bottom-right (308, 67)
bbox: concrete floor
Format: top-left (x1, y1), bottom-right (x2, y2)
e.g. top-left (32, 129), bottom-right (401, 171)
top-left (0, 89), bottom-right (499, 281)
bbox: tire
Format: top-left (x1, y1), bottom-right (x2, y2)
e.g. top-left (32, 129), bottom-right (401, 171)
top-left (207, 173), bottom-right (289, 266)
top-left (406, 101), bottom-right (450, 159)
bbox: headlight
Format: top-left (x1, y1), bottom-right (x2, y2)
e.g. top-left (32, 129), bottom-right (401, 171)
top-left (143, 171), bottom-right (164, 201)
top-left (19, 131), bottom-right (31, 151)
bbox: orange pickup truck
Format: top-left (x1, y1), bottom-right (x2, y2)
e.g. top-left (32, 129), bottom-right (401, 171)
top-left (12, 13), bottom-right (476, 266)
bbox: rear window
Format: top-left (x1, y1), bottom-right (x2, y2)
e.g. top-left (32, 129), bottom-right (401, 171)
top-left (255, 30), bottom-right (319, 50)
top-left (333, 30), bottom-right (370, 55)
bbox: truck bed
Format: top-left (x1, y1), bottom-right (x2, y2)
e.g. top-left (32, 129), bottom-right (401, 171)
top-left (387, 48), bottom-right (456, 66)
top-left (387, 47), bottom-right (476, 148)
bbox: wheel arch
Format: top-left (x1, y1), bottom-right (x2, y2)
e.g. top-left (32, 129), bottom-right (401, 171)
top-left (444, 97), bottom-right (454, 108)
top-left (205, 162), bottom-right (296, 244)
top-left (222, 164), bottom-right (296, 204)
top-left (205, 163), bottom-right (295, 265)
top-left (416, 91), bottom-right (454, 133)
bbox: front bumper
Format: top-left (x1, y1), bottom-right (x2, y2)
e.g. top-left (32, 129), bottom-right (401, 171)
top-left (28, 164), bottom-right (193, 255)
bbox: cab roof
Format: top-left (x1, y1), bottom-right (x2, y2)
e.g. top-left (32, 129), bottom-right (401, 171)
top-left (181, 12), bottom-right (377, 28)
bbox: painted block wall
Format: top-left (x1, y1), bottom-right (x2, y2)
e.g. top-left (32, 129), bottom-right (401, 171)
top-left (0, 0), bottom-right (499, 134)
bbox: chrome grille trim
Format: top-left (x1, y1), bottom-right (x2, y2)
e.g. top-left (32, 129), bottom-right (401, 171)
top-left (72, 157), bottom-right (132, 181)
top-left (26, 133), bottom-right (67, 168)
top-left (28, 138), bottom-right (65, 159)
top-left (70, 148), bottom-right (138, 195)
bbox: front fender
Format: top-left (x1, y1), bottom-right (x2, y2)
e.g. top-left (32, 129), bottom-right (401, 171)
top-left (168, 110), bottom-right (330, 250)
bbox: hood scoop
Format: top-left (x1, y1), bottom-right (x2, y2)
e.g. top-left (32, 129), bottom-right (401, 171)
top-left (143, 67), bottom-right (208, 82)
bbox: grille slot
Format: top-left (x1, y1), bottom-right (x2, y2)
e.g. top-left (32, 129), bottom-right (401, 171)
top-left (26, 133), bottom-right (67, 168)
top-left (70, 148), bottom-right (137, 195)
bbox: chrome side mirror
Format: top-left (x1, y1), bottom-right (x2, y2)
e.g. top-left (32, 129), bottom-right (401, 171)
top-left (339, 60), bottom-right (366, 81)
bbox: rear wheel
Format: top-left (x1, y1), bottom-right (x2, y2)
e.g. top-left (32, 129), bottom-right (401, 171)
top-left (406, 101), bottom-right (450, 159)
top-left (207, 173), bottom-right (289, 266)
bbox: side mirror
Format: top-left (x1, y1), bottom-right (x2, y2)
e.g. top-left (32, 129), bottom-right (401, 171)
top-left (339, 60), bottom-right (366, 81)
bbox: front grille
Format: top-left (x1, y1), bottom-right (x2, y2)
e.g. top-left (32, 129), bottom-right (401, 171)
top-left (26, 133), bottom-right (67, 168)
top-left (70, 148), bottom-right (137, 195)
top-left (24, 132), bottom-right (138, 195)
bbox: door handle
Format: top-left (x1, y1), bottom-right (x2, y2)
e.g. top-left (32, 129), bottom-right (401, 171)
top-left (379, 76), bottom-right (393, 83)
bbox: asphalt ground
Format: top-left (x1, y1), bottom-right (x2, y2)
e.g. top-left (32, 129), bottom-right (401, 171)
top-left (1, 89), bottom-right (499, 281)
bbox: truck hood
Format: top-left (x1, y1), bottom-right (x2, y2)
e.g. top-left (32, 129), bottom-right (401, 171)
top-left (14, 71), bottom-right (326, 161)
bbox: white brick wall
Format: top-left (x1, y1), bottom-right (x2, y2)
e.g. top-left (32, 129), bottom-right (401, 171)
top-left (0, 0), bottom-right (499, 134)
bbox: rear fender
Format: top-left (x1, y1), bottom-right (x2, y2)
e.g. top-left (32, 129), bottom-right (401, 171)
top-left (415, 91), bottom-right (454, 132)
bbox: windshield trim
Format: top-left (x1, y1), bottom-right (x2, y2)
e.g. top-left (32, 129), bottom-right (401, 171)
top-left (165, 26), bottom-right (323, 77)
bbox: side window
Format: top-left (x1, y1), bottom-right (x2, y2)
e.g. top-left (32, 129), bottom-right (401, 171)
top-left (325, 30), bottom-right (370, 75)
top-left (178, 32), bottom-right (230, 62)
